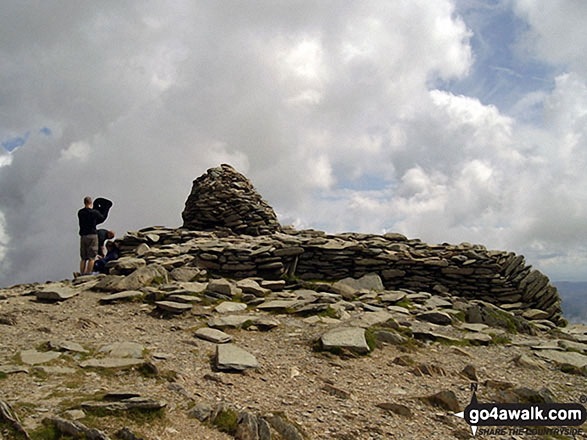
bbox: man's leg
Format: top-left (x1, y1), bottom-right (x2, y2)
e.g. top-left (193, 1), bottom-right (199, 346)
top-left (80, 259), bottom-right (86, 274)
top-left (86, 259), bottom-right (95, 274)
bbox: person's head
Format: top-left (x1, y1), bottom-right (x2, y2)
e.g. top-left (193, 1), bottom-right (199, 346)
top-left (83, 196), bottom-right (92, 207)
top-left (107, 230), bottom-right (115, 239)
top-left (105, 241), bottom-right (115, 251)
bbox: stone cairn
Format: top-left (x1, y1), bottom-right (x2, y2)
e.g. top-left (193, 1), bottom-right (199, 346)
top-left (182, 164), bottom-right (281, 236)
top-left (118, 165), bottom-right (563, 325)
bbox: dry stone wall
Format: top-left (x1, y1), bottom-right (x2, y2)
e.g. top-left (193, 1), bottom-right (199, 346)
top-left (118, 163), bottom-right (563, 325)
top-left (118, 226), bottom-right (563, 324)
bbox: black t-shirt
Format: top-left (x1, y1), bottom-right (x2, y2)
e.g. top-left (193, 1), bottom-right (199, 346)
top-left (78, 208), bottom-right (105, 236)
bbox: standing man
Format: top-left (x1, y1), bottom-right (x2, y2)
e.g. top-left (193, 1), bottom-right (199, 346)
top-left (77, 196), bottom-right (106, 276)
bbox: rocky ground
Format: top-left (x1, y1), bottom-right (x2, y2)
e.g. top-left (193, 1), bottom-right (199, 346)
top-left (0, 274), bottom-right (585, 440)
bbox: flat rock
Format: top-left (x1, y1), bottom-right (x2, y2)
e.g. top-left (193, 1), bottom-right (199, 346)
top-left (522, 309), bottom-right (550, 320)
top-left (207, 279), bottom-right (236, 296)
top-left (513, 354), bottom-right (545, 370)
top-left (36, 286), bottom-right (78, 301)
top-left (380, 291), bottom-right (407, 303)
top-left (458, 323), bottom-right (489, 332)
top-left (424, 297), bottom-right (453, 308)
top-left (167, 294), bottom-right (202, 304)
top-left (0, 364), bottom-right (29, 374)
top-left (254, 317), bottom-right (281, 330)
top-left (257, 300), bottom-right (303, 311)
top-left (20, 349), bottom-right (61, 365)
top-left (463, 333), bottom-right (493, 345)
top-left (48, 340), bottom-right (88, 354)
top-left (216, 344), bottom-right (259, 371)
top-left (236, 279), bottom-right (271, 296)
top-left (80, 358), bottom-right (146, 369)
top-left (32, 366), bottom-right (77, 375)
top-left (194, 327), bottom-right (233, 344)
top-left (214, 302), bottom-right (247, 314)
top-left (98, 342), bottom-right (144, 359)
top-left (321, 327), bottom-right (369, 354)
top-left (534, 350), bottom-right (587, 369)
top-left (350, 311), bottom-right (396, 328)
top-left (99, 290), bottom-right (143, 303)
top-left (558, 339), bottom-right (587, 354)
top-left (416, 311), bottom-right (453, 325)
top-left (333, 273), bottom-right (384, 292)
top-left (207, 315), bottom-right (255, 329)
top-left (155, 300), bottom-right (192, 313)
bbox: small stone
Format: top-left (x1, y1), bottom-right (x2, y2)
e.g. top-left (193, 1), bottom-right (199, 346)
top-left (214, 302), bottom-right (247, 314)
top-left (216, 344), bottom-right (259, 371)
top-left (522, 309), bottom-right (550, 320)
top-left (416, 311), bottom-right (453, 325)
top-left (461, 364), bottom-right (478, 381)
top-left (422, 390), bottom-right (460, 412)
top-left (20, 349), bottom-right (61, 365)
top-left (320, 327), bottom-right (370, 354)
top-left (513, 354), bottom-right (545, 370)
top-left (64, 409), bottom-right (86, 420)
top-left (155, 300), bottom-right (192, 313)
top-left (207, 315), bottom-right (255, 329)
top-left (36, 285), bottom-right (78, 301)
top-left (188, 402), bottom-right (213, 422)
top-left (79, 358), bottom-right (146, 369)
top-left (99, 342), bottom-right (144, 359)
top-left (373, 330), bottom-right (407, 345)
top-left (48, 340), bottom-right (88, 354)
top-left (463, 333), bottom-right (493, 345)
top-left (194, 328), bottom-right (233, 344)
top-left (207, 279), bottom-right (236, 296)
top-left (377, 402), bottom-right (413, 417)
top-left (99, 290), bottom-right (143, 303)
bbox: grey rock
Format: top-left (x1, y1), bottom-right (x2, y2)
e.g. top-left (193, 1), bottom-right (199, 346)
top-left (534, 350), bottom-right (587, 369)
top-left (170, 266), bottom-right (201, 282)
top-left (320, 327), bottom-right (369, 354)
top-left (380, 291), bottom-right (407, 303)
top-left (20, 349), bottom-right (60, 365)
top-left (36, 285), bottom-right (78, 301)
top-left (207, 278), bottom-right (235, 296)
top-left (48, 340), bottom-right (88, 354)
top-left (113, 257), bottom-right (147, 273)
top-left (422, 390), bottom-right (460, 412)
top-left (513, 354), bottom-right (545, 370)
top-left (98, 342), bottom-right (144, 359)
top-left (32, 366), bottom-right (77, 375)
top-left (237, 279), bottom-right (271, 297)
top-left (194, 327), bottom-right (233, 344)
top-left (214, 302), bottom-right (247, 314)
top-left (44, 416), bottom-right (111, 440)
top-left (216, 344), bottom-right (259, 371)
top-left (155, 300), bottom-right (192, 313)
top-left (373, 330), bottom-right (407, 345)
top-left (188, 402), bottom-right (213, 422)
top-left (522, 309), bottom-right (550, 320)
top-left (333, 273), bottom-right (384, 292)
top-left (416, 311), bottom-right (453, 325)
top-left (464, 333), bottom-right (493, 344)
top-left (166, 294), bottom-right (202, 304)
top-left (79, 358), bottom-right (146, 369)
top-left (265, 414), bottom-right (304, 440)
top-left (0, 365), bottom-right (29, 374)
top-left (257, 300), bottom-right (303, 312)
top-left (99, 290), bottom-right (143, 304)
top-left (208, 315), bottom-right (255, 329)
top-left (376, 402), bottom-right (412, 417)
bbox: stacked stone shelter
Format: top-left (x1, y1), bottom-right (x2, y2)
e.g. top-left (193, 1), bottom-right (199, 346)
top-left (119, 164), bottom-right (563, 325)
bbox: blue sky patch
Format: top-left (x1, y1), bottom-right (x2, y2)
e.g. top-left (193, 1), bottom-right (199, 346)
top-left (2, 132), bottom-right (30, 152)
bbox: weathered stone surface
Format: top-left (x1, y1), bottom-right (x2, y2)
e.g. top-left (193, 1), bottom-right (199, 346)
top-left (32, 366), bottom-right (77, 375)
top-left (98, 342), bottom-right (144, 359)
top-left (422, 390), bottom-right (460, 412)
top-left (36, 285), bottom-right (78, 301)
top-left (257, 300), bottom-right (303, 312)
top-left (20, 349), bottom-right (60, 365)
top-left (522, 309), bottom-right (550, 320)
top-left (99, 290), bottom-right (143, 303)
top-left (208, 315), bottom-right (255, 329)
top-left (373, 330), bottom-right (407, 345)
top-left (44, 417), bottom-right (111, 440)
top-left (80, 358), bottom-right (145, 369)
top-left (236, 279), bottom-right (271, 296)
top-left (170, 266), bottom-right (201, 282)
top-left (194, 327), bottom-right (233, 344)
top-left (0, 365), bottom-right (29, 374)
top-left (216, 344), bottom-right (259, 371)
top-left (48, 340), bottom-right (88, 353)
top-left (81, 397), bottom-right (165, 413)
top-left (214, 302), bottom-right (247, 314)
top-left (377, 402), bottom-right (412, 417)
top-left (320, 327), bottom-right (369, 354)
top-left (534, 350), bottom-right (587, 369)
top-left (416, 311), bottom-right (453, 325)
top-left (333, 273), bottom-right (384, 292)
top-left (265, 414), bottom-right (304, 440)
top-left (380, 291), bottom-right (407, 303)
top-left (155, 300), bottom-right (192, 313)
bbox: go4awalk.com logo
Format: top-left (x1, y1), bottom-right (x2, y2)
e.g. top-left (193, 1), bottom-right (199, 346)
top-left (454, 384), bottom-right (586, 437)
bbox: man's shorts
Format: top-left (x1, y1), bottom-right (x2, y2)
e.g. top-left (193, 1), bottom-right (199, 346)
top-left (80, 234), bottom-right (98, 260)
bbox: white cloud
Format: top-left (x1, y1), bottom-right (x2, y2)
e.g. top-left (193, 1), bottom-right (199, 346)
top-left (0, 0), bottom-right (585, 286)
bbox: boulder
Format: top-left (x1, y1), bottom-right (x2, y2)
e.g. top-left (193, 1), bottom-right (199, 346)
top-left (216, 344), bottom-right (259, 371)
top-left (320, 327), bottom-right (370, 354)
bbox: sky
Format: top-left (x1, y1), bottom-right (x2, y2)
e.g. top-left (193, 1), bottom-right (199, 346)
top-left (0, 0), bottom-right (586, 286)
